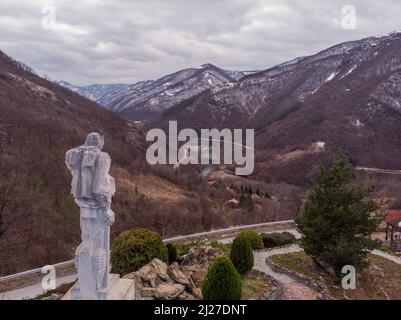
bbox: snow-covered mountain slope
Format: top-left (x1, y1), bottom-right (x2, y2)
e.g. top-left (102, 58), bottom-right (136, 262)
top-left (152, 32), bottom-right (401, 175)
top-left (98, 64), bottom-right (253, 121)
top-left (56, 81), bottom-right (129, 103)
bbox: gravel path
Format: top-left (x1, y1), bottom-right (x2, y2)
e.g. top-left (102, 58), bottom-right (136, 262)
top-left (253, 250), bottom-right (294, 284)
top-left (253, 245), bottom-right (319, 300)
top-left (254, 248), bottom-right (318, 300)
top-left (371, 249), bottom-right (401, 264)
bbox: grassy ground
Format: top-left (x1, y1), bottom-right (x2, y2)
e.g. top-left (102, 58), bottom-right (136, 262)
top-left (31, 281), bottom-right (75, 300)
top-left (270, 251), bottom-right (401, 300)
top-left (241, 270), bottom-right (276, 300)
top-left (270, 251), bottom-right (320, 280)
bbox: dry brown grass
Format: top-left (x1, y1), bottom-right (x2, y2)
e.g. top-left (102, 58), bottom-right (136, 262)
top-left (113, 166), bottom-right (187, 202)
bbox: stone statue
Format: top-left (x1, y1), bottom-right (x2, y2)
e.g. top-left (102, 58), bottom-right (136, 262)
top-left (65, 133), bottom-right (116, 300)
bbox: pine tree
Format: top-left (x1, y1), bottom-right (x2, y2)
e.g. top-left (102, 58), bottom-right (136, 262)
top-left (166, 243), bottom-right (178, 264)
top-left (296, 153), bottom-right (380, 279)
top-left (240, 192), bottom-right (253, 209)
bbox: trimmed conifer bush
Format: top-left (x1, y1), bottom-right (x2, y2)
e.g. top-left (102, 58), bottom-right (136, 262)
top-left (202, 256), bottom-right (242, 300)
top-left (230, 234), bottom-right (254, 274)
top-left (239, 230), bottom-right (264, 250)
top-left (111, 227), bottom-right (168, 276)
top-left (261, 232), bottom-right (297, 248)
top-left (166, 243), bottom-right (178, 264)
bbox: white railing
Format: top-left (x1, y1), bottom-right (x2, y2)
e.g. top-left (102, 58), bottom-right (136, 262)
top-left (162, 220), bottom-right (295, 243)
top-left (356, 167), bottom-right (401, 175)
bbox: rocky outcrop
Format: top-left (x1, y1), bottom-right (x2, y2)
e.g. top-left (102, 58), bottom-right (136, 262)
top-left (123, 246), bottom-right (225, 300)
top-left (134, 258), bottom-right (168, 288)
top-left (154, 283), bottom-right (185, 300)
top-left (181, 246), bottom-right (225, 266)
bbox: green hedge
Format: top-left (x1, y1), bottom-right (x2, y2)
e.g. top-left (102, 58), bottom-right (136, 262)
top-left (202, 256), bottom-right (242, 300)
top-left (229, 234), bottom-right (254, 274)
top-left (166, 243), bottom-right (178, 264)
top-left (239, 230), bottom-right (264, 250)
top-left (111, 227), bottom-right (168, 276)
top-left (260, 232), bottom-right (296, 248)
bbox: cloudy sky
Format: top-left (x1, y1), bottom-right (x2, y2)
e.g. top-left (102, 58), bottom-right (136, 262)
top-left (0, 0), bottom-right (400, 85)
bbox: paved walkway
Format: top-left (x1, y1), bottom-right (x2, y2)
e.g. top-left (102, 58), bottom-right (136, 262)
top-left (253, 245), bottom-right (319, 300)
top-left (372, 249), bottom-right (401, 264)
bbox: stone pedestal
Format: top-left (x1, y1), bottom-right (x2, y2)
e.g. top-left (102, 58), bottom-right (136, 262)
top-left (62, 274), bottom-right (135, 300)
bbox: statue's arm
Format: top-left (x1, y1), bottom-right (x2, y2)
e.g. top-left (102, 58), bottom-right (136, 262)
top-left (65, 148), bottom-right (78, 172)
top-left (93, 152), bottom-right (116, 225)
top-left (93, 153), bottom-right (114, 207)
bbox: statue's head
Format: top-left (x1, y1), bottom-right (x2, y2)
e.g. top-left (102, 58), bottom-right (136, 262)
top-left (84, 132), bottom-right (104, 150)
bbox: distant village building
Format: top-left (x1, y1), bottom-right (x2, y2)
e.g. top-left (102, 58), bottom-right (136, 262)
top-left (226, 198), bottom-right (240, 208)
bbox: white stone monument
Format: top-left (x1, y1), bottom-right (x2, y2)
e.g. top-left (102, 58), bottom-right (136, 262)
top-left (63, 133), bottom-right (135, 300)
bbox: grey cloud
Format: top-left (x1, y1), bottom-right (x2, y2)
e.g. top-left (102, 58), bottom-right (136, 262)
top-left (0, 0), bottom-right (400, 85)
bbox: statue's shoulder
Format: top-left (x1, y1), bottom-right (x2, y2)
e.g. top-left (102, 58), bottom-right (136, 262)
top-left (97, 151), bottom-right (111, 163)
top-left (66, 147), bottom-right (80, 157)
top-left (65, 147), bottom-right (82, 169)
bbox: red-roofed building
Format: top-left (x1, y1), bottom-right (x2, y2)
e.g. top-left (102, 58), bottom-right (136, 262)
top-left (226, 198), bottom-right (240, 208)
top-left (385, 211), bottom-right (401, 251)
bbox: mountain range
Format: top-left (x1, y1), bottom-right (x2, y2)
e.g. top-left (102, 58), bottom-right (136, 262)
top-left (58, 31), bottom-right (401, 181)
top-left (150, 31), bottom-right (401, 183)
top-left (59, 64), bottom-right (258, 121)
top-left (56, 81), bottom-right (129, 103)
